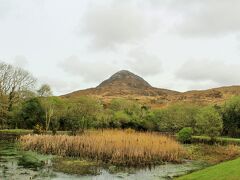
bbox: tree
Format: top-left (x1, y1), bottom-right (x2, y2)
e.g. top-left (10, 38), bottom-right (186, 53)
top-left (94, 109), bottom-right (113, 130)
top-left (222, 96), bottom-right (240, 137)
top-left (66, 97), bottom-right (102, 135)
top-left (113, 111), bottom-right (131, 129)
top-left (109, 99), bottom-right (148, 130)
top-left (177, 127), bottom-right (193, 144)
top-left (38, 84), bottom-right (63, 132)
top-left (158, 103), bottom-right (199, 133)
top-left (195, 106), bottom-right (223, 141)
top-left (18, 98), bottom-right (45, 129)
top-left (109, 99), bottom-right (142, 116)
top-left (140, 111), bottom-right (159, 131)
top-left (0, 95), bottom-right (8, 128)
top-left (0, 62), bottom-right (36, 111)
top-left (40, 96), bottom-right (64, 132)
top-left (109, 99), bottom-right (127, 112)
top-left (0, 62), bottom-right (36, 128)
top-left (151, 109), bottom-right (164, 131)
top-left (37, 84), bottom-right (52, 97)
top-left (8, 102), bottom-right (22, 129)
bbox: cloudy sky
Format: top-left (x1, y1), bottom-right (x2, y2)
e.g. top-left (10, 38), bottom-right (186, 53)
top-left (1, 0), bottom-right (240, 95)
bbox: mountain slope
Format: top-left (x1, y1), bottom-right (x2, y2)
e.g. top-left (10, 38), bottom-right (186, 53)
top-left (63, 70), bottom-right (240, 108)
top-left (64, 70), bottom-right (179, 98)
top-left (97, 70), bottom-right (152, 89)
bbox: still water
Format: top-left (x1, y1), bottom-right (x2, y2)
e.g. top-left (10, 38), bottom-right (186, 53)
top-left (0, 140), bottom-right (203, 180)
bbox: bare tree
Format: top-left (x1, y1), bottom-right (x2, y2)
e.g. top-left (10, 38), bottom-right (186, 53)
top-left (37, 84), bottom-right (53, 97)
top-left (0, 61), bottom-right (36, 114)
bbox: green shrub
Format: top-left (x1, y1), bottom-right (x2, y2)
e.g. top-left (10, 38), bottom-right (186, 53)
top-left (18, 152), bottom-right (44, 169)
top-left (177, 127), bottom-right (193, 143)
top-left (195, 106), bottom-right (223, 141)
top-left (33, 124), bottom-right (44, 134)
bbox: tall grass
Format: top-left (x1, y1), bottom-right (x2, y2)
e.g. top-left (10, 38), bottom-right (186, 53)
top-left (19, 130), bottom-right (185, 166)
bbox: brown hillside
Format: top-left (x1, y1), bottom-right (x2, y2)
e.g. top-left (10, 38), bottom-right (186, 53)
top-left (62, 70), bottom-right (240, 108)
top-left (64, 70), bottom-right (178, 97)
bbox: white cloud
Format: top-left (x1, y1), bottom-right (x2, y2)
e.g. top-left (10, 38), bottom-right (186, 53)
top-left (0, 0), bottom-right (11, 19)
top-left (128, 48), bottom-right (162, 76)
top-left (38, 76), bottom-right (80, 95)
top-left (1, 0), bottom-right (240, 94)
top-left (59, 55), bottom-right (120, 82)
top-left (175, 0), bottom-right (240, 36)
top-left (79, 1), bottom-right (158, 49)
top-left (176, 60), bottom-right (240, 85)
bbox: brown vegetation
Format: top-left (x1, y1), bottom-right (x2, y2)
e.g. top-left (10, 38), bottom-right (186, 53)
top-left (19, 130), bottom-right (185, 166)
top-left (62, 70), bottom-right (240, 108)
top-left (187, 144), bottom-right (240, 164)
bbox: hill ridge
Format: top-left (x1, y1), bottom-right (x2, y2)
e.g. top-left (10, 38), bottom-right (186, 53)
top-left (62, 70), bottom-right (240, 108)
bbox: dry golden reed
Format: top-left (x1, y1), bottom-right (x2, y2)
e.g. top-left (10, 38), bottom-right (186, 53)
top-left (19, 130), bottom-right (185, 166)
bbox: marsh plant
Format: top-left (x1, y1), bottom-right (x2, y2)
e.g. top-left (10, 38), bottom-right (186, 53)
top-left (20, 130), bottom-right (185, 166)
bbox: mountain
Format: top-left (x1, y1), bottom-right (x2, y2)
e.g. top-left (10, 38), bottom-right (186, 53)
top-left (63, 70), bottom-right (240, 108)
top-left (97, 70), bottom-right (151, 89)
top-left (63, 70), bottom-right (178, 98)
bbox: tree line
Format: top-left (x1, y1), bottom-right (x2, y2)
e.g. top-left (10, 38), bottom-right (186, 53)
top-left (1, 61), bottom-right (240, 139)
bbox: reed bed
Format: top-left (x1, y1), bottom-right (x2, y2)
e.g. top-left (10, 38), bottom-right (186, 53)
top-left (19, 130), bottom-right (185, 166)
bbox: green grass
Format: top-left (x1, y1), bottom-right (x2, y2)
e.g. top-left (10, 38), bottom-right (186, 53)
top-left (0, 129), bottom-right (70, 135)
top-left (0, 129), bottom-right (32, 135)
top-left (192, 136), bottom-right (240, 145)
top-left (53, 158), bottom-right (100, 175)
top-left (176, 157), bottom-right (240, 180)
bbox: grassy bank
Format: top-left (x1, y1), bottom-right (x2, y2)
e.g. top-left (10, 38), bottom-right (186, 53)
top-left (176, 157), bottom-right (240, 180)
top-left (0, 129), bottom-right (33, 140)
top-left (0, 129), bottom-right (32, 135)
top-left (185, 144), bottom-right (240, 164)
top-left (0, 129), bottom-right (70, 136)
top-left (19, 130), bottom-right (185, 166)
top-left (192, 136), bottom-right (240, 145)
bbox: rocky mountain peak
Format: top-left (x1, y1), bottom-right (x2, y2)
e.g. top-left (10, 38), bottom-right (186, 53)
top-left (97, 70), bottom-right (152, 89)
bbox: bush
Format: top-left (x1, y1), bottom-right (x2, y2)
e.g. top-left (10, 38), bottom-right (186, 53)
top-left (177, 127), bottom-right (193, 143)
top-left (222, 96), bottom-right (240, 137)
top-left (33, 124), bottom-right (44, 134)
top-left (125, 128), bottom-right (135, 133)
top-left (18, 152), bottom-right (44, 169)
top-left (50, 118), bottom-right (60, 135)
top-left (195, 106), bottom-right (223, 141)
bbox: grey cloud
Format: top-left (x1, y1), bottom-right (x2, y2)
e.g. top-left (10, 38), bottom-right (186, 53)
top-left (59, 56), bottom-right (120, 82)
top-left (0, 0), bottom-right (11, 19)
top-left (0, 0), bottom-right (42, 19)
top-left (176, 0), bottom-right (240, 36)
top-left (176, 60), bottom-right (240, 85)
top-left (79, 1), bottom-right (157, 49)
top-left (128, 48), bottom-right (162, 76)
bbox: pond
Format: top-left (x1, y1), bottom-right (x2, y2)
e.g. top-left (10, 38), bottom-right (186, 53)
top-left (0, 140), bottom-right (204, 180)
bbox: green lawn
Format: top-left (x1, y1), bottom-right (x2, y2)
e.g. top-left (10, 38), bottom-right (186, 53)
top-left (177, 157), bottom-right (240, 180)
